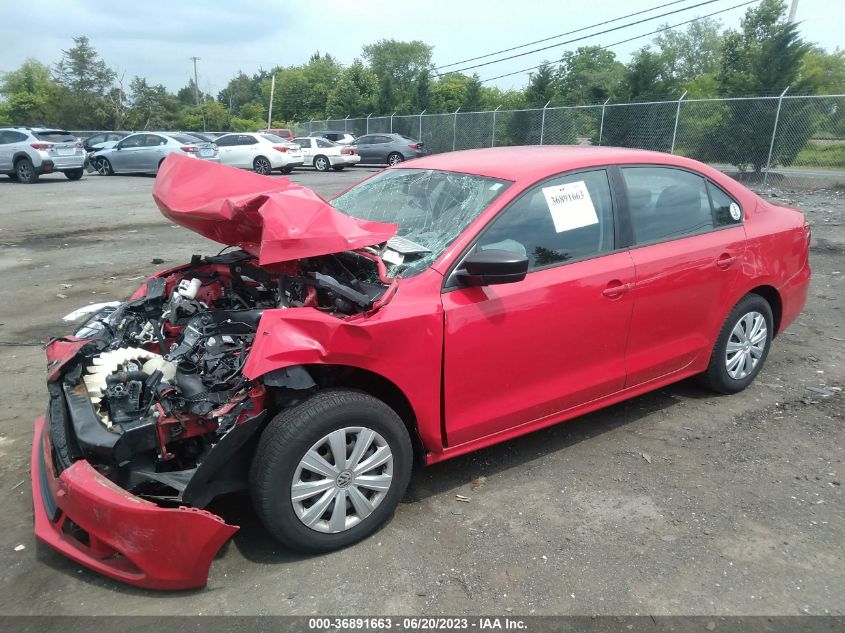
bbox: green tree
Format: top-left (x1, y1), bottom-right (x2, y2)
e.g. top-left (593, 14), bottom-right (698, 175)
top-left (710, 0), bottom-right (813, 173)
top-left (218, 71), bottom-right (257, 114)
top-left (0, 59), bottom-right (61, 125)
top-left (177, 79), bottom-right (204, 106)
top-left (326, 59), bottom-right (378, 117)
top-left (362, 39), bottom-right (433, 113)
top-left (53, 36), bottom-right (115, 128)
top-left (127, 77), bottom-right (179, 130)
top-left (654, 18), bottom-right (723, 89)
top-left (430, 74), bottom-right (477, 112)
top-left (556, 46), bottom-right (625, 104)
top-left (800, 46), bottom-right (845, 94)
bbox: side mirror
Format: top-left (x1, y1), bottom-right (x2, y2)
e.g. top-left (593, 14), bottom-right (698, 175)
top-left (455, 249), bottom-right (529, 287)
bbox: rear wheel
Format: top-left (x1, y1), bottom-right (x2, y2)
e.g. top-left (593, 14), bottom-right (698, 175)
top-left (250, 390), bottom-right (413, 553)
top-left (15, 158), bottom-right (38, 183)
top-left (701, 293), bottom-right (773, 394)
top-left (314, 155), bottom-right (330, 172)
top-left (253, 156), bottom-right (272, 175)
top-left (95, 157), bottom-right (113, 176)
top-left (64, 168), bottom-right (84, 181)
top-left (387, 152), bottom-right (404, 166)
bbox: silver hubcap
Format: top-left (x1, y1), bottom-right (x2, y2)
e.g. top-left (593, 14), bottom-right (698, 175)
top-left (255, 159), bottom-right (269, 174)
top-left (291, 426), bottom-right (393, 534)
top-left (316, 157), bottom-right (327, 170)
top-left (388, 154), bottom-right (401, 165)
top-left (725, 311), bottom-right (767, 379)
top-left (18, 162), bottom-right (31, 178)
top-left (96, 160), bottom-right (109, 175)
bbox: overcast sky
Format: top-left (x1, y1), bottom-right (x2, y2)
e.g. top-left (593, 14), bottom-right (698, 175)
top-left (0, 0), bottom-right (840, 98)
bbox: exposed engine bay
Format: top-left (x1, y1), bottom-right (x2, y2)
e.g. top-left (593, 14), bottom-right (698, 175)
top-left (55, 248), bottom-right (393, 506)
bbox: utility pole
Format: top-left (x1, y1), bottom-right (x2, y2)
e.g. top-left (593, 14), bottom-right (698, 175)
top-left (267, 75), bottom-right (275, 130)
top-left (190, 56), bottom-right (201, 105)
top-left (788, 0), bottom-right (798, 22)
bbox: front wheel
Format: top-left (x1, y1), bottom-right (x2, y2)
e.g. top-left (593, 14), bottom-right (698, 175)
top-left (253, 156), bottom-right (272, 175)
top-left (701, 293), bottom-right (773, 394)
top-left (94, 157), bottom-right (113, 176)
top-left (250, 390), bottom-right (413, 553)
top-left (64, 168), bottom-right (84, 181)
top-left (332, 165), bottom-right (346, 171)
top-left (15, 158), bottom-right (38, 183)
top-left (387, 152), bottom-right (404, 166)
top-left (314, 155), bottom-right (330, 172)
top-left (280, 165), bottom-right (294, 175)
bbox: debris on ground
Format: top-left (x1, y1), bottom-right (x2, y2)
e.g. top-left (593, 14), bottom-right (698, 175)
top-left (14, 544), bottom-right (25, 552)
top-left (806, 386), bottom-right (835, 397)
top-left (455, 494), bottom-right (471, 503)
top-left (642, 452), bottom-right (653, 464)
top-left (470, 476), bottom-right (487, 491)
top-left (150, 258), bottom-right (164, 264)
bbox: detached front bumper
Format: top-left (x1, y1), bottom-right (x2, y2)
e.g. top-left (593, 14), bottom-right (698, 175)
top-left (31, 415), bottom-right (238, 590)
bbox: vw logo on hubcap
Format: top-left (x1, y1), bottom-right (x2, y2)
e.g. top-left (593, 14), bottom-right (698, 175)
top-left (336, 470), bottom-right (354, 488)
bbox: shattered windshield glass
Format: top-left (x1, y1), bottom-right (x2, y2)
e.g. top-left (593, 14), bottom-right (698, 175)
top-left (331, 168), bottom-right (511, 277)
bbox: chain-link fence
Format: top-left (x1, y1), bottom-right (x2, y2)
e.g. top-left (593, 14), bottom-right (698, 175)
top-left (300, 93), bottom-right (845, 189)
top-left (73, 93), bottom-right (845, 189)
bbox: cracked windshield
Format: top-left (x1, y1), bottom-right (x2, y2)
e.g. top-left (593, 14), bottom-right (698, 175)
top-left (332, 168), bottom-right (511, 276)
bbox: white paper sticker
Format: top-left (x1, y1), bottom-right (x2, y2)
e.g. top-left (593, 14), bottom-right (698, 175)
top-left (729, 202), bottom-right (741, 221)
top-left (381, 249), bottom-right (404, 266)
top-left (542, 181), bottom-right (599, 233)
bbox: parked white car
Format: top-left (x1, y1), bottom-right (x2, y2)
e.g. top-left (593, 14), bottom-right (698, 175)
top-left (309, 130), bottom-right (356, 145)
top-left (214, 133), bottom-right (303, 175)
top-left (293, 136), bottom-right (361, 172)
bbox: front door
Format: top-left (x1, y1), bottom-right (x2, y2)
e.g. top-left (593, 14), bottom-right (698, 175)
top-left (441, 169), bottom-right (635, 447)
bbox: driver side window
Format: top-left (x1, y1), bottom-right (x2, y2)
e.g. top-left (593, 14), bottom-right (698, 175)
top-left (477, 169), bottom-right (615, 271)
top-left (118, 135), bottom-right (143, 149)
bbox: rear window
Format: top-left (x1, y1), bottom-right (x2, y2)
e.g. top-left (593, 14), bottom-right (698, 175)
top-left (172, 134), bottom-right (202, 144)
top-left (261, 134), bottom-right (284, 143)
top-left (34, 131), bottom-right (76, 142)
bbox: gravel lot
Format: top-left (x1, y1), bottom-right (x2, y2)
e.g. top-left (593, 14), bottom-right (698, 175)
top-left (0, 167), bottom-right (841, 616)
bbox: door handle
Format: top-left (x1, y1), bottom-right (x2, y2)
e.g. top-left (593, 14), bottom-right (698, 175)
top-left (602, 281), bottom-right (632, 299)
top-left (715, 253), bottom-right (738, 269)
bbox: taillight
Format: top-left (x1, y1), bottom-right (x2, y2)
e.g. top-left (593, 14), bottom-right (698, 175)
top-left (180, 145), bottom-right (199, 153)
top-left (341, 148), bottom-right (354, 155)
top-left (273, 146), bottom-right (288, 153)
top-left (211, 144), bottom-right (218, 151)
top-left (30, 143), bottom-right (54, 151)
top-left (408, 143), bottom-right (423, 150)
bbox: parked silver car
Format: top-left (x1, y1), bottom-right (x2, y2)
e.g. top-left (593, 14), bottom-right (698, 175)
top-left (351, 133), bottom-right (426, 165)
top-left (91, 132), bottom-right (219, 175)
top-left (0, 127), bottom-right (86, 183)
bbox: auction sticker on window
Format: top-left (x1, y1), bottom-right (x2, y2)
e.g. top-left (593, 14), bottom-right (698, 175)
top-left (542, 180), bottom-right (599, 233)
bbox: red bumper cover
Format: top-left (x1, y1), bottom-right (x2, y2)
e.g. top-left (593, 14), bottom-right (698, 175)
top-left (31, 415), bottom-right (238, 590)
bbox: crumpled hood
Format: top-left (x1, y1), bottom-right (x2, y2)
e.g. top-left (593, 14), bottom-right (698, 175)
top-left (152, 154), bottom-right (397, 265)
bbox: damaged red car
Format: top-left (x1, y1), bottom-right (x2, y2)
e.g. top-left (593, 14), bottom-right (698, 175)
top-left (32, 147), bottom-right (810, 590)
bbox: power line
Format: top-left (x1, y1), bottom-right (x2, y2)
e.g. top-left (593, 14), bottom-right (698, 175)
top-left (438, 0), bottom-right (728, 77)
top-left (435, 0), bottom-right (700, 71)
top-left (479, 0), bottom-right (759, 84)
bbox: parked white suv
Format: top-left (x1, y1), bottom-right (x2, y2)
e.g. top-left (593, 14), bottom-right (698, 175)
top-left (0, 127), bottom-right (86, 183)
top-left (214, 133), bottom-right (304, 175)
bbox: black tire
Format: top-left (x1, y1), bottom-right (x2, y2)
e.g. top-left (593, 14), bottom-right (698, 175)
top-left (7, 173), bottom-right (18, 181)
top-left (313, 155), bottom-right (331, 172)
top-left (64, 168), bottom-right (84, 181)
top-left (280, 165), bottom-right (294, 175)
top-left (700, 293), bottom-right (774, 394)
top-left (332, 165), bottom-right (346, 171)
top-left (387, 152), bottom-right (404, 166)
top-left (253, 156), bottom-right (272, 175)
top-left (94, 157), bottom-right (113, 176)
top-left (250, 390), bottom-right (413, 553)
top-left (15, 158), bottom-right (38, 183)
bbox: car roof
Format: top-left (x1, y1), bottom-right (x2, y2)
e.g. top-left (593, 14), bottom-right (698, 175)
top-left (401, 145), bottom-right (712, 182)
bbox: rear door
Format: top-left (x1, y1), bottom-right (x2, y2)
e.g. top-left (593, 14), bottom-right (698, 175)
top-left (295, 138), bottom-right (315, 165)
top-left (620, 166), bottom-right (746, 387)
top-left (441, 168), bottom-right (635, 446)
top-left (215, 134), bottom-right (238, 166)
top-left (0, 131), bottom-right (24, 170)
top-left (137, 134), bottom-right (167, 171)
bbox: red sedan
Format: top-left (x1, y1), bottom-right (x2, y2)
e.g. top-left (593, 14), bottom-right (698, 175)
top-left (32, 147), bottom-right (810, 589)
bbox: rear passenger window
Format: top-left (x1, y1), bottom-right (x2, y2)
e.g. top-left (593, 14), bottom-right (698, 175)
top-left (623, 167), bottom-right (713, 244)
top-left (477, 169), bottom-right (615, 270)
top-left (708, 182), bottom-right (743, 227)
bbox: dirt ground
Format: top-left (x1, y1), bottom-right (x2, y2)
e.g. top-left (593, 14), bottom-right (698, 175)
top-left (0, 168), bottom-right (841, 616)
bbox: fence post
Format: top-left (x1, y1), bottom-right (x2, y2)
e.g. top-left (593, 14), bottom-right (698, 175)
top-left (390, 112), bottom-right (396, 133)
top-left (539, 101), bottom-right (551, 145)
top-left (598, 98), bottom-right (610, 145)
top-left (419, 109), bottom-right (426, 142)
top-left (452, 107), bottom-right (461, 152)
top-left (764, 86), bottom-right (790, 185)
top-left (491, 105), bottom-right (501, 147)
top-left (366, 113), bottom-right (371, 134)
top-left (309, 119), bottom-right (314, 134)
top-left (670, 90), bottom-right (687, 154)
top-left (344, 115), bottom-right (349, 132)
